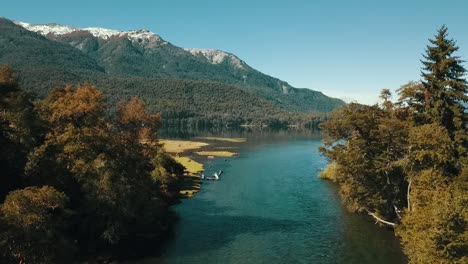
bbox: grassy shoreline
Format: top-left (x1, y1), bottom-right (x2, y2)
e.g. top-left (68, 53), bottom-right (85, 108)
top-left (160, 138), bottom-right (245, 198)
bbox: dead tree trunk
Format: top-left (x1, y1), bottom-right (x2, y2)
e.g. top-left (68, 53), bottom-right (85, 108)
top-left (366, 210), bottom-right (396, 227)
top-left (407, 179), bottom-right (412, 212)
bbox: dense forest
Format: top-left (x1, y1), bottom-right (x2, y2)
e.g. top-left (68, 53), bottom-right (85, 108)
top-left (0, 65), bottom-right (188, 263)
top-left (319, 26), bottom-right (467, 263)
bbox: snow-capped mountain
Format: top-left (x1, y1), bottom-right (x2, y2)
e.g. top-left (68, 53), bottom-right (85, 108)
top-left (14, 21), bottom-right (168, 48)
top-left (184, 48), bottom-right (247, 70)
top-left (1, 18), bottom-right (344, 113)
top-left (14, 21), bottom-right (249, 69)
top-left (14, 21), bottom-right (76, 36)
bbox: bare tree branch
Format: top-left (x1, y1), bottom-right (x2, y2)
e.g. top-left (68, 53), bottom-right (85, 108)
top-left (366, 210), bottom-right (396, 227)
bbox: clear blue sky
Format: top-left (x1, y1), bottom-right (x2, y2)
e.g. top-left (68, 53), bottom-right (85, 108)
top-left (3, 0), bottom-right (468, 104)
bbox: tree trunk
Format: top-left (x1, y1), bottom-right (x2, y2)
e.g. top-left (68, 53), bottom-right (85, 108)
top-left (366, 210), bottom-right (396, 227)
top-left (407, 179), bottom-right (412, 212)
top-left (393, 204), bottom-right (402, 220)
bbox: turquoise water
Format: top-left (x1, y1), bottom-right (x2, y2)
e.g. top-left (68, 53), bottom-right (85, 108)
top-left (136, 133), bottom-right (406, 264)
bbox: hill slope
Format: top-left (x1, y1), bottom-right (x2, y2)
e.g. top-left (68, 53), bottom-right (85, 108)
top-left (0, 18), bottom-right (342, 126)
top-left (12, 19), bottom-right (344, 113)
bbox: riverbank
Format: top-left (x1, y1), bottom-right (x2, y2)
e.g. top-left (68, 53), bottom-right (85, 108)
top-left (132, 136), bottom-right (406, 264)
top-left (160, 138), bottom-right (245, 198)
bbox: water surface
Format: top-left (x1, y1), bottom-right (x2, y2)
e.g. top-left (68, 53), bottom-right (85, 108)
top-left (138, 130), bottom-right (406, 264)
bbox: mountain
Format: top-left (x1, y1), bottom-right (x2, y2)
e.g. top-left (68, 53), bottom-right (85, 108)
top-left (0, 18), bottom-right (343, 126)
top-left (13, 19), bottom-right (343, 112)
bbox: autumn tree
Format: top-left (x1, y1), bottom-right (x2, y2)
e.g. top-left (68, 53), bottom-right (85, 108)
top-left (0, 186), bottom-right (73, 263)
top-left (117, 97), bottom-right (183, 202)
top-left (26, 85), bottom-right (172, 255)
top-left (0, 66), bottom-right (185, 261)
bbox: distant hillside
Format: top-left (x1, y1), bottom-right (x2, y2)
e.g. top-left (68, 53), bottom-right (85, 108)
top-left (0, 18), bottom-right (342, 126)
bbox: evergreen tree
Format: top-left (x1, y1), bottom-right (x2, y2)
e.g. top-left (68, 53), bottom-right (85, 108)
top-left (420, 25), bottom-right (468, 166)
top-left (0, 65), bottom-right (42, 201)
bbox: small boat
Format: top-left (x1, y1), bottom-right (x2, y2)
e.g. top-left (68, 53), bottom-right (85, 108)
top-left (205, 171), bottom-right (222, 181)
top-left (205, 174), bottom-right (218, 181)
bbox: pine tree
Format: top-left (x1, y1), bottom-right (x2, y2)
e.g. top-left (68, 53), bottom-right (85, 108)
top-left (421, 26), bottom-right (468, 152)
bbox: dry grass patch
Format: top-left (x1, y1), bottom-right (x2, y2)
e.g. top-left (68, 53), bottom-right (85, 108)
top-left (195, 151), bottom-right (238, 157)
top-left (320, 162), bottom-right (339, 182)
top-left (160, 140), bottom-right (208, 153)
top-left (195, 137), bottom-right (247, 143)
top-left (174, 157), bottom-right (204, 174)
top-left (174, 157), bottom-right (204, 199)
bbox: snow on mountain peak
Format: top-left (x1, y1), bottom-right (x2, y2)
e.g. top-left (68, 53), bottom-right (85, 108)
top-left (14, 20), bottom-right (248, 69)
top-left (14, 21), bottom-right (166, 45)
top-left (184, 48), bottom-right (247, 69)
top-left (15, 21), bottom-right (77, 36)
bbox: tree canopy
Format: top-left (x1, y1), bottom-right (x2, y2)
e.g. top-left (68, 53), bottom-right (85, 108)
top-left (320, 26), bottom-right (467, 264)
top-left (0, 66), bottom-right (186, 262)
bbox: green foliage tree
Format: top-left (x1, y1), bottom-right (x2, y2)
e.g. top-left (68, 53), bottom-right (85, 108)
top-left (420, 26), bottom-right (468, 169)
top-left (0, 65), bottom-right (42, 201)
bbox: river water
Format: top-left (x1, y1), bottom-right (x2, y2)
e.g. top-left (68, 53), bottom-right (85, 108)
top-left (136, 129), bottom-right (406, 264)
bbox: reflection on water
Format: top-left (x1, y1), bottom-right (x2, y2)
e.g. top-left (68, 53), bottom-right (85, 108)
top-left (134, 128), bottom-right (406, 264)
top-left (159, 126), bottom-right (322, 141)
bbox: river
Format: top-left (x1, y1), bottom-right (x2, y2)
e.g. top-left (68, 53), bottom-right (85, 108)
top-left (135, 129), bottom-right (407, 264)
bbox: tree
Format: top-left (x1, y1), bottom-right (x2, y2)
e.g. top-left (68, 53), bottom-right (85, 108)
top-left (379, 88), bottom-right (393, 110)
top-left (320, 27), bottom-right (467, 264)
top-left (0, 186), bottom-right (74, 263)
top-left (320, 102), bottom-right (408, 223)
top-left (26, 85), bottom-right (180, 256)
top-left (117, 96), bottom-right (160, 131)
top-left (396, 166), bottom-right (467, 263)
top-left (38, 84), bottom-right (105, 127)
top-left (117, 97), bottom-right (183, 202)
top-left (420, 25), bottom-right (467, 166)
top-left (0, 65), bottom-right (42, 201)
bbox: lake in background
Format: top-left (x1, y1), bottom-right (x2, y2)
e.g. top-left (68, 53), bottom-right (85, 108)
top-left (135, 128), bottom-right (407, 264)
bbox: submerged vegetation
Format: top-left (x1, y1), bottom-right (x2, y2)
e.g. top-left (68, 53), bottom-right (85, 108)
top-left (0, 66), bottom-right (187, 263)
top-left (320, 26), bottom-right (467, 263)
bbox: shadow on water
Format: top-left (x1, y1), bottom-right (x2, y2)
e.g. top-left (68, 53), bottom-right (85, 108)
top-left (132, 129), bottom-right (407, 264)
top-left (321, 182), bottom-right (407, 263)
top-left (165, 199), bottom-right (305, 258)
